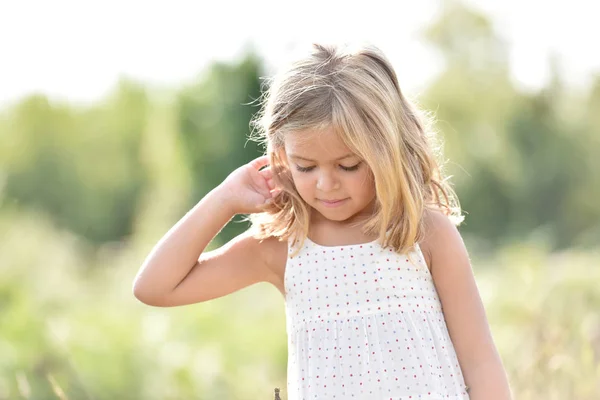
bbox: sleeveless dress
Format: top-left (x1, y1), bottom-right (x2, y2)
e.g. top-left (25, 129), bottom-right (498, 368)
top-left (283, 237), bottom-right (470, 400)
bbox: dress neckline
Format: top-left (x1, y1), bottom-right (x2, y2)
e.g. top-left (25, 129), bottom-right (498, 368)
top-left (304, 235), bottom-right (380, 249)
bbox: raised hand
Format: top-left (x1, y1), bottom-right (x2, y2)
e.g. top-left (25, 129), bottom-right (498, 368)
top-left (218, 156), bottom-right (280, 215)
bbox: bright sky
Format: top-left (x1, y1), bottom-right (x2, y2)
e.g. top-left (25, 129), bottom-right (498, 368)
top-left (1, 0), bottom-right (598, 107)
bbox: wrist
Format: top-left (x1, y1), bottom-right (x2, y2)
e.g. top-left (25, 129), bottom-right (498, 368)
top-left (210, 184), bottom-right (239, 216)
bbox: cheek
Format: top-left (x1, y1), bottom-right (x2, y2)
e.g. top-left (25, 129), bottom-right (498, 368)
top-left (351, 172), bottom-right (376, 196)
top-left (290, 172), bottom-right (314, 194)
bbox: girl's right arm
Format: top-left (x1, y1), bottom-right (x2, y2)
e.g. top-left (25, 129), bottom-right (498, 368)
top-left (132, 156), bottom-right (280, 307)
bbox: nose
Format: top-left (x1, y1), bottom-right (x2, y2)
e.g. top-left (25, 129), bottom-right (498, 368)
top-left (316, 170), bottom-right (340, 192)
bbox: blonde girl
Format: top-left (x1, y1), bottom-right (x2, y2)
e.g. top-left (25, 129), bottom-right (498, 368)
top-left (134, 43), bottom-right (512, 400)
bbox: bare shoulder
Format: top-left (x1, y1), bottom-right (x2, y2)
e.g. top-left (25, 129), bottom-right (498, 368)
top-left (221, 231), bottom-right (287, 278)
top-left (419, 209), bottom-right (467, 273)
top-left (257, 234), bottom-right (289, 295)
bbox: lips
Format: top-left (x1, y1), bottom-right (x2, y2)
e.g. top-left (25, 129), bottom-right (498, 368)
top-left (319, 198), bottom-right (348, 207)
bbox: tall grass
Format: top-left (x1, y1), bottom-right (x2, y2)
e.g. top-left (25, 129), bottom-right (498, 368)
top-left (1, 210), bottom-right (598, 399)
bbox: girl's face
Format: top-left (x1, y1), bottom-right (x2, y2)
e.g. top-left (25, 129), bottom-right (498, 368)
top-left (282, 126), bottom-right (376, 224)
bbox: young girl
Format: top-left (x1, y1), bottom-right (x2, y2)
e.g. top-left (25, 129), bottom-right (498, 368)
top-left (133, 43), bottom-right (512, 399)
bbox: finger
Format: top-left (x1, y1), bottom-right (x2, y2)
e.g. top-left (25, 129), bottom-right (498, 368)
top-left (265, 178), bottom-right (275, 190)
top-left (249, 155), bottom-right (270, 171)
top-left (257, 180), bottom-right (273, 199)
top-left (259, 167), bottom-right (273, 179)
top-left (252, 172), bottom-right (274, 198)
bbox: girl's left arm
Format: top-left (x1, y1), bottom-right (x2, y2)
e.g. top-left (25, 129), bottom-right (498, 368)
top-left (420, 210), bottom-right (512, 400)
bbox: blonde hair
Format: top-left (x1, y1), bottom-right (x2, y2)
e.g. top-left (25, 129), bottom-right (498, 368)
top-left (249, 43), bottom-right (463, 254)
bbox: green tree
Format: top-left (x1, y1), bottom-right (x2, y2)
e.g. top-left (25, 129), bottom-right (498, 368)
top-left (176, 51), bottom-right (265, 242)
top-left (0, 81), bottom-right (149, 245)
top-left (420, 1), bottom-right (599, 250)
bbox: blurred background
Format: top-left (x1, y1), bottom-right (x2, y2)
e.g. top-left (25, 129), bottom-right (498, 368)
top-left (1, 0), bottom-right (599, 399)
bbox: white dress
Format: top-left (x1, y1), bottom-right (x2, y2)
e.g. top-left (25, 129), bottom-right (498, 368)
top-left (284, 237), bottom-right (470, 400)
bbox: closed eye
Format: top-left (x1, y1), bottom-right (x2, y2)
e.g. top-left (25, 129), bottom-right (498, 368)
top-left (340, 163), bottom-right (361, 171)
top-left (295, 165), bottom-right (315, 173)
top-left (295, 163), bottom-right (361, 173)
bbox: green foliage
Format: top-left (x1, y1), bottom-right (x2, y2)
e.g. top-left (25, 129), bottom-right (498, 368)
top-left (477, 244), bottom-right (600, 399)
top-left (176, 53), bottom-right (265, 241)
top-left (421, 2), bottom-right (600, 250)
top-left (0, 81), bottom-right (149, 245)
top-left (0, 210), bottom-right (598, 399)
top-left (0, 210), bottom-right (287, 400)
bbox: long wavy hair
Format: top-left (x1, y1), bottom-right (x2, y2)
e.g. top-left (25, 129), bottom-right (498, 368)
top-left (248, 43), bottom-right (463, 255)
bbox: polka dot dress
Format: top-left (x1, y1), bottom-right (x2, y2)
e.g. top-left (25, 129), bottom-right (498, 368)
top-left (284, 237), bottom-right (470, 400)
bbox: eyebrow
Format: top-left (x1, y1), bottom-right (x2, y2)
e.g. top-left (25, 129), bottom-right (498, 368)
top-left (289, 153), bottom-right (356, 162)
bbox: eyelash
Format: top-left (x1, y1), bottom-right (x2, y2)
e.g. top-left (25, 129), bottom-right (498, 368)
top-left (295, 163), bottom-right (361, 173)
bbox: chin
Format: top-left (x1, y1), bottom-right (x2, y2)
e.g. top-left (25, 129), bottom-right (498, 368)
top-left (315, 207), bottom-right (359, 222)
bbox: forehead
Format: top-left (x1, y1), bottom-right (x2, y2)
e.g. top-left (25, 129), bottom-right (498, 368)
top-left (283, 127), bottom-right (355, 160)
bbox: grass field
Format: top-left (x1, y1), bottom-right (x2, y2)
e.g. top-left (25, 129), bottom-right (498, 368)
top-left (1, 211), bottom-right (598, 399)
